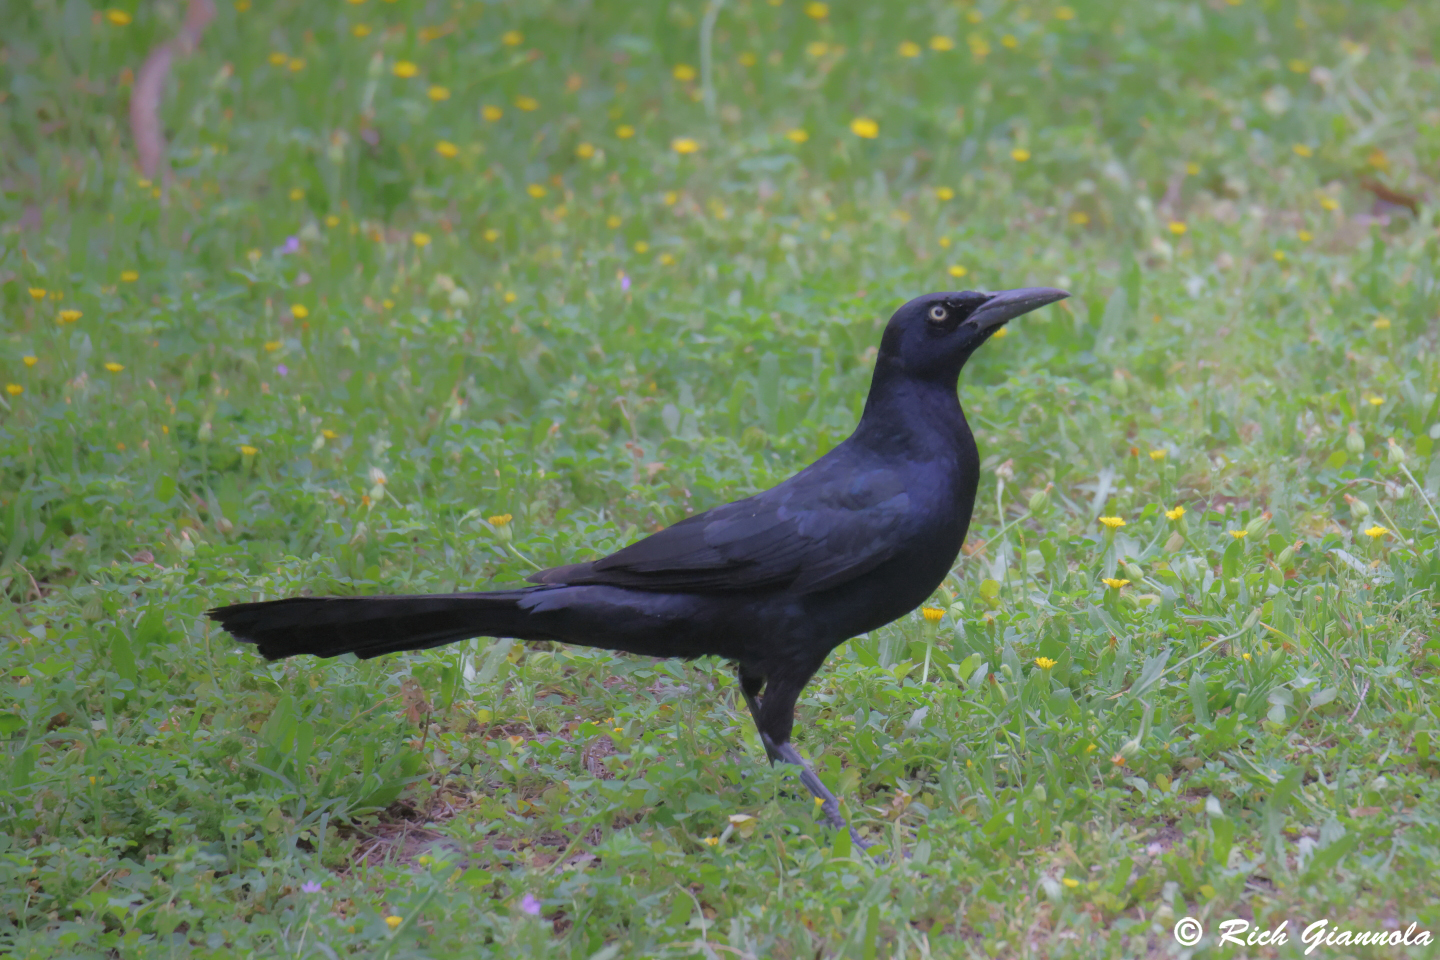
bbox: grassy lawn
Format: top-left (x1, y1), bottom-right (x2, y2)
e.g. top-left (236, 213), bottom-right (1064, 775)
top-left (4, 0), bottom-right (1440, 956)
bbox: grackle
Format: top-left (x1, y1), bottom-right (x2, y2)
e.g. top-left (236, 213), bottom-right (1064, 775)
top-left (209, 287), bottom-right (1068, 844)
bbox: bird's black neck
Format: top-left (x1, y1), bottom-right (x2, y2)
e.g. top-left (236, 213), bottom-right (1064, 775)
top-left (852, 362), bottom-right (973, 462)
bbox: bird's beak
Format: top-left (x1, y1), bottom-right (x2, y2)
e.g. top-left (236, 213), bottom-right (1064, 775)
top-left (966, 286), bottom-right (1070, 332)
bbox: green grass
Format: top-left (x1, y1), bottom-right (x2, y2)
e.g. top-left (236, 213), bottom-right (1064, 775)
top-left (3, 0), bottom-right (1440, 956)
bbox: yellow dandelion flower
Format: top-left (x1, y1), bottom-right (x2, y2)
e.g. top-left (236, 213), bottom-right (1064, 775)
top-left (412, 231), bottom-right (432, 247)
top-left (1298, 230), bottom-right (1313, 242)
top-left (1168, 221), bottom-right (1187, 235)
top-left (1101, 578), bottom-right (1130, 589)
top-left (435, 140), bottom-right (459, 158)
top-left (703, 836), bottom-right (720, 846)
top-left (1055, 6), bottom-right (1076, 19)
top-left (1035, 656), bottom-right (1057, 670)
top-left (23, 356), bottom-right (38, 367)
top-left (488, 513), bottom-right (513, 526)
top-left (1320, 196), bottom-right (1339, 211)
top-left (385, 915), bottom-right (402, 930)
top-left (664, 191), bottom-right (679, 205)
top-left (806, 41), bottom-right (830, 57)
top-left (514, 95), bottom-right (539, 111)
top-left (898, 40), bottom-right (922, 58)
top-left (948, 265), bottom-right (968, 278)
top-left (105, 8), bottom-right (133, 25)
top-left (59, 309), bottom-right (83, 323)
top-left (1292, 143), bottom-right (1313, 158)
top-left (501, 30), bottom-right (523, 46)
top-left (1372, 317), bottom-right (1390, 330)
top-left (239, 445), bottom-right (257, 456)
top-left (1367, 395), bottom-right (1384, 406)
top-left (526, 183), bottom-right (547, 198)
top-left (1288, 58), bottom-right (1309, 73)
top-left (291, 304), bottom-right (309, 319)
top-left (738, 51), bottom-right (757, 66)
top-left (289, 187), bottom-right (305, 201)
top-left (1273, 250), bottom-right (1286, 262)
top-left (616, 124), bottom-right (635, 139)
top-left (101, 362), bottom-right (124, 374)
top-left (935, 186), bottom-right (955, 201)
top-left (576, 142), bottom-right (596, 158)
top-left (671, 137), bottom-right (700, 155)
top-left (606, 215), bottom-right (623, 228)
top-left (236, 0), bottom-right (250, 10)
top-left (992, 327), bottom-right (1008, 339)
top-left (325, 214), bottom-right (340, 228)
top-left (322, 429), bottom-right (338, 440)
top-left (1149, 449), bottom-right (1166, 461)
top-left (930, 35), bottom-right (955, 51)
top-left (632, 242), bottom-right (649, 254)
top-left (1062, 877), bottom-right (1080, 889)
top-left (120, 270), bottom-right (139, 283)
top-left (1229, 529), bottom-right (1247, 539)
top-left (482, 105), bottom-right (503, 121)
top-left (264, 340), bottom-right (282, 352)
top-left (785, 128), bottom-right (810, 144)
top-left (850, 117), bottom-right (879, 139)
top-left (428, 85), bottom-right (450, 101)
top-left (484, 228), bottom-right (501, 242)
top-left (29, 287), bottom-right (46, 300)
top-left (1363, 525), bottom-right (1389, 539)
top-left (352, 23), bottom-right (371, 37)
top-left (1097, 516), bottom-right (1126, 529)
top-left (288, 58), bottom-right (306, 72)
top-left (1011, 147), bottom-right (1030, 162)
top-left (1367, 148), bottom-right (1388, 169)
top-left (921, 607), bottom-right (944, 622)
top-left (673, 64), bottom-right (696, 81)
top-left (804, 2), bottom-right (829, 19)
top-left (1185, 162), bottom-right (1200, 175)
top-left (392, 60), bottom-right (418, 78)
top-left (1241, 652), bottom-right (1252, 661)
top-left (1166, 506), bottom-right (1185, 521)
top-left (5, 384), bottom-right (22, 396)
top-left (503, 291), bottom-right (517, 304)
top-left (1069, 211), bottom-right (1090, 225)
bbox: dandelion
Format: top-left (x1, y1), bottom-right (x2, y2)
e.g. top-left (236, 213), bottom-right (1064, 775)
top-left (264, 341), bottom-right (282, 352)
top-left (738, 51), bottom-right (758, 66)
top-left (288, 58), bottom-right (306, 72)
top-left (576, 142), bottom-right (596, 158)
top-left (1097, 516), bottom-right (1126, 529)
top-left (1320, 196), bottom-right (1340, 211)
top-left (1363, 525), bottom-right (1389, 539)
top-left (1241, 652), bottom-right (1252, 661)
top-left (104, 362), bottom-right (124, 373)
top-left (938, 237), bottom-right (951, 248)
top-left (1185, 161), bottom-right (1200, 175)
top-left (526, 183), bottom-right (547, 198)
top-left (935, 186), bottom-right (955, 201)
top-left (385, 915), bottom-right (403, 930)
top-left (514, 95), bottom-right (539, 111)
top-left (392, 60), bottom-right (418, 78)
top-left (353, 24), bottom-right (371, 37)
top-left (289, 187), bottom-right (305, 201)
top-left (59, 309), bottom-right (83, 323)
top-left (1273, 250), bottom-right (1286, 262)
top-left (412, 231), bottom-right (431, 247)
top-left (1010, 147), bottom-right (1031, 162)
top-left (1298, 230), bottom-right (1313, 242)
top-left (1149, 449), bottom-right (1166, 461)
top-left (435, 140), bottom-right (459, 158)
top-left (1055, 6), bottom-right (1076, 19)
top-left (806, 41), bottom-right (830, 57)
top-left (948, 265), bottom-right (968, 278)
top-left (1372, 317), bottom-right (1390, 330)
top-left (785, 128), bottom-right (810, 144)
top-left (898, 40), bottom-right (922, 58)
top-left (484, 228), bottom-right (501, 242)
top-left (930, 35), bottom-right (955, 51)
top-left (428, 85), bottom-right (450, 101)
top-left (120, 270), bottom-right (139, 283)
top-left (5, 384), bottom-right (21, 396)
top-left (992, 327), bottom-right (1007, 338)
top-left (673, 63), bottom-right (696, 81)
top-left (1069, 211), bottom-right (1090, 225)
top-left (322, 429), bottom-right (338, 440)
top-left (106, 9), bottom-right (133, 25)
top-left (606, 215), bottom-right (623, 228)
top-left (1165, 505), bottom-right (1185, 521)
top-left (302, 881), bottom-right (322, 894)
top-left (921, 607), bottom-right (944, 623)
top-left (804, 1), bottom-right (828, 19)
top-left (502, 30), bottom-right (523, 46)
top-left (29, 288), bottom-right (46, 300)
top-left (1292, 143), bottom-right (1313, 157)
top-left (1062, 877), bottom-right (1080, 889)
top-left (482, 105), bottom-right (503, 121)
top-left (664, 191), bottom-right (679, 205)
top-left (1366, 395), bottom-right (1383, 406)
top-left (24, 356), bottom-right (38, 367)
top-left (671, 137), bottom-right (700, 155)
top-left (1229, 529), bottom-right (1247, 539)
top-left (1367, 148), bottom-right (1388, 169)
top-left (703, 836), bottom-right (720, 846)
top-left (1035, 656), bottom-right (1057, 670)
top-left (850, 117), bottom-right (879, 139)
top-left (659, 253), bottom-right (675, 265)
top-left (291, 304), bottom-right (310, 319)
top-left (1101, 578), bottom-right (1130, 589)
top-left (1168, 221), bottom-right (1187, 235)
top-left (633, 241), bottom-right (649, 254)
top-left (1288, 58), bottom-right (1309, 73)
top-left (325, 214), bottom-right (340, 228)
top-left (616, 124), bottom-right (635, 139)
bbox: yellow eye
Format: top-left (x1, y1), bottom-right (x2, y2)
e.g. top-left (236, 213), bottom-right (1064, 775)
top-left (928, 305), bottom-right (948, 323)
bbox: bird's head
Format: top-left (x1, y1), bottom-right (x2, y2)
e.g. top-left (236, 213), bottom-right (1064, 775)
top-left (877, 287), bottom-right (1069, 381)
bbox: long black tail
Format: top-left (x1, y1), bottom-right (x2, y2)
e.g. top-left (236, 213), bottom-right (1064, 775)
top-left (207, 590), bottom-right (550, 661)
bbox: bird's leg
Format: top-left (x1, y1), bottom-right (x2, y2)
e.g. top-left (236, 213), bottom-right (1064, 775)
top-left (737, 665), bottom-right (782, 764)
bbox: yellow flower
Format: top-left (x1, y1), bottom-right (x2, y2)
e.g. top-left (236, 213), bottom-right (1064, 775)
top-left (1001, 34), bottom-right (1019, 49)
top-left (412, 232), bottom-right (431, 247)
top-left (1110, 754), bottom-right (1126, 767)
top-left (385, 915), bottom-right (402, 930)
top-left (291, 304), bottom-right (310, 319)
top-left (616, 124), bottom-right (635, 139)
top-left (738, 51), bottom-right (758, 67)
top-left (103, 362), bottom-right (124, 373)
top-left (515, 95), bottom-right (539, 111)
top-left (806, 41), bottom-right (830, 57)
top-left (1149, 449), bottom-right (1166, 461)
top-left (526, 183), bottom-right (547, 198)
top-left (633, 241), bottom-right (650, 254)
top-left (1054, 6), bottom-right (1076, 20)
top-left (236, 0), bottom-right (250, 10)
top-left (804, 2), bottom-right (829, 19)
top-left (1185, 162), bottom-right (1200, 175)
top-left (850, 117), bottom-right (879, 139)
top-left (393, 60), bottom-right (418, 78)
top-left (435, 140), bottom-right (459, 158)
top-left (120, 270), bottom-right (139, 283)
top-left (606, 215), bottom-right (623, 229)
top-left (1101, 578), bottom-right (1130, 589)
top-left (1288, 58), bottom-right (1309, 73)
top-left (1069, 211), bottom-right (1090, 225)
top-left (1363, 525), bottom-right (1389, 539)
top-left (1292, 143), bottom-right (1313, 158)
top-left (1166, 506), bottom-right (1185, 521)
top-left (1229, 529), bottom-right (1247, 540)
top-left (1372, 317), bottom-right (1390, 330)
top-left (5, 384), bottom-right (22, 396)
top-left (1010, 147), bottom-right (1030, 162)
top-left (428, 85), bottom-right (451, 101)
top-left (325, 214), bottom-right (340, 228)
top-left (1097, 516), bottom-right (1126, 529)
top-left (59, 309), bottom-right (83, 323)
top-left (1035, 656), bottom-right (1057, 670)
top-left (930, 36), bottom-right (955, 51)
top-left (785, 128), bottom-right (810, 144)
top-left (289, 187), bottom-right (305, 201)
top-left (935, 186), bottom-right (955, 201)
top-left (288, 58), bottom-right (306, 72)
top-left (948, 265), bottom-right (968, 278)
top-left (23, 356), bottom-right (38, 367)
top-left (898, 40), bottom-right (922, 58)
top-left (352, 23), bottom-right (371, 37)
top-left (1241, 652), bottom-right (1251, 661)
top-left (1367, 148), bottom-right (1388, 170)
top-left (1062, 877), bottom-right (1080, 889)
top-left (703, 836), bottom-right (720, 846)
top-left (1298, 230), bottom-right (1313, 242)
top-left (322, 429), bottom-right (338, 440)
top-left (664, 191), bottom-right (678, 205)
top-left (501, 30), bottom-right (523, 46)
top-left (921, 607), bottom-right (944, 622)
top-left (1273, 250), bottom-right (1286, 262)
top-left (673, 64), bottom-right (696, 81)
top-left (106, 9), bottom-right (133, 25)
top-left (488, 513), bottom-right (513, 526)
top-left (992, 327), bottom-right (1007, 339)
top-left (29, 287), bottom-right (46, 300)
top-left (264, 340), bottom-right (282, 352)
top-left (576, 142), bottom-right (596, 158)
top-left (484, 228), bottom-right (501, 242)
top-left (1320, 196), bottom-right (1339, 211)
top-left (671, 137), bottom-right (700, 155)
top-left (503, 291), bottom-right (517, 304)
top-left (482, 105), bottom-right (503, 121)
top-left (1366, 395), bottom-right (1384, 406)
top-left (1168, 221), bottom-right (1187, 235)
top-left (239, 444), bottom-right (257, 456)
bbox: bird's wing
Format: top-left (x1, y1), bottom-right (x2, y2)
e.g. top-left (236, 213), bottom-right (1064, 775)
top-left (527, 464), bottom-right (913, 594)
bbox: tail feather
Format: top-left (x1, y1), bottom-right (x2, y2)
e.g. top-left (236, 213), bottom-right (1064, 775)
top-left (207, 590), bottom-right (550, 661)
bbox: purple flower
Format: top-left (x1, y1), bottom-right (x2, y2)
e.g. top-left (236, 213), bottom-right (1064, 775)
top-left (619, 272), bottom-right (631, 292)
top-left (276, 364), bottom-right (289, 376)
top-left (301, 881), bottom-right (322, 894)
top-left (519, 893), bottom-right (542, 916)
top-left (283, 236), bottom-right (301, 254)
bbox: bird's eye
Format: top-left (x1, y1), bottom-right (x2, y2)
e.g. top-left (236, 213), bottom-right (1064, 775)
top-left (928, 305), bottom-right (948, 323)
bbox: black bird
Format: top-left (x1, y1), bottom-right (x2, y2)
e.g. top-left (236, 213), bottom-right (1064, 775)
top-left (209, 287), bottom-right (1067, 842)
